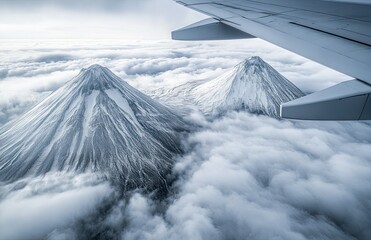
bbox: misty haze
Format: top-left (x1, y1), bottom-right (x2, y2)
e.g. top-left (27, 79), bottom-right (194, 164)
top-left (0, 1), bottom-right (371, 240)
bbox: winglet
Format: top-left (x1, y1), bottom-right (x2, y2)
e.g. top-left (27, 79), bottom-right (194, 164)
top-left (280, 79), bottom-right (371, 120)
top-left (172, 18), bottom-right (255, 41)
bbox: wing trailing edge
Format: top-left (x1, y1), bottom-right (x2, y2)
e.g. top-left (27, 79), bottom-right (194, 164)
top-left (172, 18), bottom-right (255, 41)
top-left (280, 80), bottom-right (371, 120)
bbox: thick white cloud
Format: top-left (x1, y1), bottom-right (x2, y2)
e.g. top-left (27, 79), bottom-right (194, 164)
top-left (37, 114), bottom-right (370, 240)
top-left (161, 114), bottom-right (371, 240)
top-left (0, 173), bottom-right (113, 240)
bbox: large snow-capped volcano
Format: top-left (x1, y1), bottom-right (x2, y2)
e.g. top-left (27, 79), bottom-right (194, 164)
top-left (0, 65), bottom-right (185, 190)
top-left (152, 56), bottom-right (304, 118)
top-left (192, 56), bottom-right (305, 117)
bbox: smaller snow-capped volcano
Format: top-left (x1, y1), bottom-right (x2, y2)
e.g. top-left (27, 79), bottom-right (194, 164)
top-left (191, 56), bottom-right (304, 117)
top-left (0, 65), bottom-right (186, 190)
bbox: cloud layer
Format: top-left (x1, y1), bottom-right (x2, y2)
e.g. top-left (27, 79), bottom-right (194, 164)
top-left (0, 39), bottom-right (349, 126)
top-left (0, 39), bottom-right (369, 240)
top-left (2, 114), bottom-right (369, 240)
top-left (0, 173), bottom-right (113, 240)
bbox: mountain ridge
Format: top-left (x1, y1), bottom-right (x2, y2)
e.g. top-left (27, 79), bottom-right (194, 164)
top-left (152, 56), bottom-right (304, 118)
top-left (0, 65), bottom-right (186, 191)
top-left (191, 56), bottom-right (305, 117)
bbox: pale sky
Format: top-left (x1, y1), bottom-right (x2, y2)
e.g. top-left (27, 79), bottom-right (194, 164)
top-left (0, 0), bottom-right (204, 39)
top-left (2, 0), bottom-right (370, 39)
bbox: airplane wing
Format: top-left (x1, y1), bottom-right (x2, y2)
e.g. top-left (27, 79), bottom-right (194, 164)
top-left (172, 0), bottom-right (371, 120)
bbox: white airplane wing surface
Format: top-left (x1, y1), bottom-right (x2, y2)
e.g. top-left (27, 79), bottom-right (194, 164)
top-left (172, 0), bottom-right (371, 120)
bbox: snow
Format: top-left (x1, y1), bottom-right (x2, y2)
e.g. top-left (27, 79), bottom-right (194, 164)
top-left (192, 56), bottom-right (304, 117)
top-left (83, 91), bottom-right (98, 139)
top-left (105, 89), bottom-right (142, 132)
top-left (74, 90), bottom-right (98, 164)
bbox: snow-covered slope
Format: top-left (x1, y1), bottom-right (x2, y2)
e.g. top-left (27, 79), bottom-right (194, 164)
top-left (192, 56), bottom-right (305, 117)
top-left (152, 56), bottom-right (304, 118)
top-left (0, 65), bottom-right (186, 190)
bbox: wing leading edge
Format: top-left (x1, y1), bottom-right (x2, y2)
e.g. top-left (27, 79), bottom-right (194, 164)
top-left (172, 0), bottom-right (371, 120)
